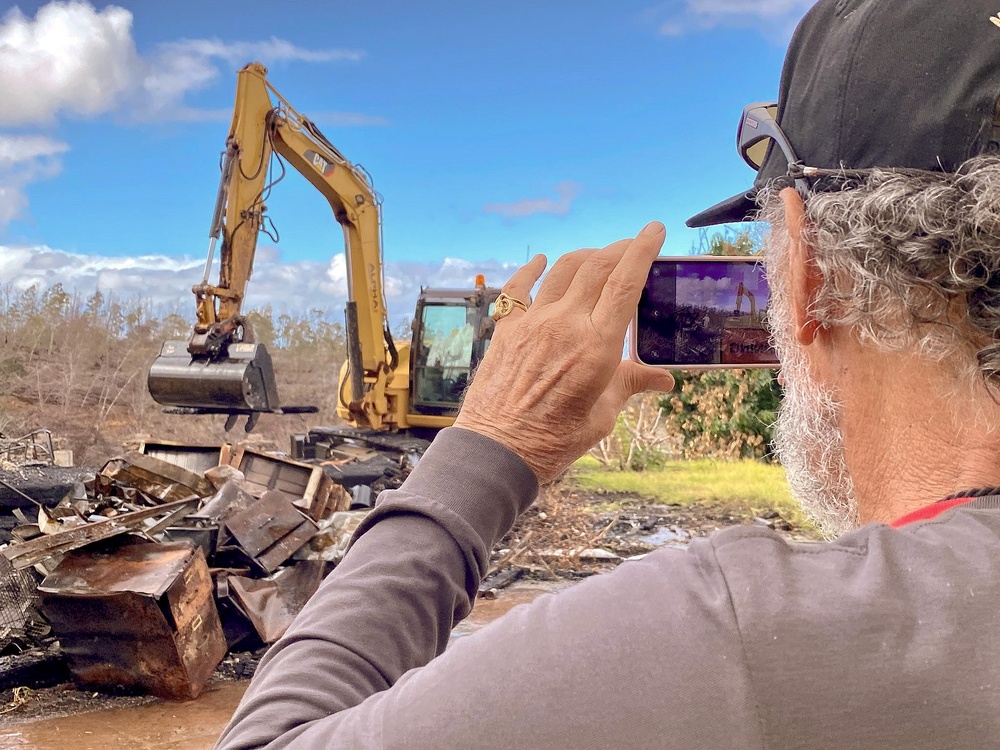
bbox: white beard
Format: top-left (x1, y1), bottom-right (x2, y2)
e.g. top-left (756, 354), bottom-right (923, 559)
top-left (768, 290), bottom-right (859, 539)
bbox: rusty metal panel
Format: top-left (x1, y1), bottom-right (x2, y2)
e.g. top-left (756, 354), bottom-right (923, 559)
top-left (227, 560), bottom-right (326, 643)
top-left (256, 521), bottom-right (317, 572)
top-left (231, 447), bottom-right (345, 521)
top-left (232, 450), bottom-right (310, 500)
top-left (163, 525), bottom-right (218, 558)
top-left (100, 451), bottom-right (214, 502)
top-left (138, 440), bottom-right (227, 475)
top-left (194, 481), bottom-right (256, 523)
top-left (38, 541), bottom-right (226, 700)
top-left (1, 497), bottom-right (198, 570)
top-left (223, 491), bottom-right (316, 573)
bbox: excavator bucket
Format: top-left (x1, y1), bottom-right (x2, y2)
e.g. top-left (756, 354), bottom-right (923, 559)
top-left (147, 341), bottom-right (280, 413)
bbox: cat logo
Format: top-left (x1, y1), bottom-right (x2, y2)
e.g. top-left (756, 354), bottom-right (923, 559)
top-left (991, 12), bottom-right (1000, 27)
top-left (304, 149), bottom-right (336, 177)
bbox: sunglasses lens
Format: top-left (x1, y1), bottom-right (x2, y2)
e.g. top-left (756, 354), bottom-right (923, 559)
top-left (745, 137), bottom-right (771, 169)
top-left (738, 105), bottom-right (780, 170)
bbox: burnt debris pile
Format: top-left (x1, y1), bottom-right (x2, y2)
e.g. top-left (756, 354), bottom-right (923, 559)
top-left (0, 440), bottom-right (380, 700)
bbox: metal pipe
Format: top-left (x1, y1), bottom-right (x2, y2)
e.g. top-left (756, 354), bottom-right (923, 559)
top-left (202, 148), bottom-right (236, 284)
top-left (345, 302), bottom-right (364, 404)
top-left (201, 236), bottom-right (219, 285)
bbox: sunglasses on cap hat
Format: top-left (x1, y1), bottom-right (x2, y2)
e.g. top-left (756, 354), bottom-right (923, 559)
top-left (736, 103), bottom-right (837, 194)
top-left (738, 103), bottom-right (798, 170)
top-left (687, 0), bottom-right (1000, 230)
top-left (739, 103), bottom-right (917, 187)
top-left (687, 97), bottom-right (905, 228)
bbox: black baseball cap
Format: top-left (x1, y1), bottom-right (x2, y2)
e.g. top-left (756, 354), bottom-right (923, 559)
top-left (687, 0), bottom-right (1000, 228)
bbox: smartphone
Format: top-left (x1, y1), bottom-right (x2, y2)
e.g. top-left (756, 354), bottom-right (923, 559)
top-left (629, 256), bottom-right (779, 369)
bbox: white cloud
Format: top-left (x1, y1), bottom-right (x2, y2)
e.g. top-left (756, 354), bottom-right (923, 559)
top-left (0, 2), bottom-right (139, 126)
top-left (155, 38), bottom-right (362, 67)
top-left (0, 135), bottom-right (69, 166)
top-left (0, 2), bottom-right (365, 126)
top-left (676, 273), bottom-right (734, 308)
top-left (483, 181), bottom-right (582, 222)
top-left (652, 0), bottom-right (813, 39)
top-left (0, 244), bottom-right (523, 324)
top-left (0, 1), bottom-right (379, 227)
top-left (0, 135), bottom-right (69, 223)
top-left (138, 38), bottom-right (364, 121)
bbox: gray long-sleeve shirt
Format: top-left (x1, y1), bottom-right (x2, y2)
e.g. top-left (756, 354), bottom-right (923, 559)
top-left (216, 427), bottom-right (1000, 749)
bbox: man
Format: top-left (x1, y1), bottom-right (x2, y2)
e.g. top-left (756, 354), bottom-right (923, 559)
top-left (216, 1), bottom-right (1000, 747)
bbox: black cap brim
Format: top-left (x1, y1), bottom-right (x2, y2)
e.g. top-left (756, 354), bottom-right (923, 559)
top-left (685, 188), bottom-right (758, 228)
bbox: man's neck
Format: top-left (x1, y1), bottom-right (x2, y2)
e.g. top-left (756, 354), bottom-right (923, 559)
top-left (838, 351), bottom-right (1000, 525)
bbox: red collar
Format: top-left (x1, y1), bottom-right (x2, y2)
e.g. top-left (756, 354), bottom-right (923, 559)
top-left (890, 497), bottom-right (977, 528)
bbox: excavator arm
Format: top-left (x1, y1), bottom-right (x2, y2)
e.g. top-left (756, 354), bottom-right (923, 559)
top-left (148, 62), bottom-right (395, 429)
top-left (734, 281), bottom-right (756, 316)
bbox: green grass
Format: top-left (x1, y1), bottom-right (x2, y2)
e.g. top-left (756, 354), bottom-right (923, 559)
top-left (570, 456), bottom-right (810, 528)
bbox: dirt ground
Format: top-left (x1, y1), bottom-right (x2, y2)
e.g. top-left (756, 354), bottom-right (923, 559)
top-left (0, 488), bottom-right (814, 749)
top-left (0, 584), bottom-right (565, 749)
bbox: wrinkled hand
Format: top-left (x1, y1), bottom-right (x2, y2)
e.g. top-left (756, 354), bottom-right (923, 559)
top-left (455, 222), bottom-right (675, 484)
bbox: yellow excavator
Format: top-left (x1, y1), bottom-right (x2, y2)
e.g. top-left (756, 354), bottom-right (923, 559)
top-left (148, 62), bottom-right (501, 446)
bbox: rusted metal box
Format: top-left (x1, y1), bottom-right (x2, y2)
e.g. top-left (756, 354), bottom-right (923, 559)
top-left (38, 540), bottom-right (227, 700)
top-left (138, 440), bottom-right (230, 475)
top-left (99, 451), bottom-right (214, 503)
top-left (223, 491), bottom-right (317, 573)
top-left (230, 447), bottom-right (346, 521)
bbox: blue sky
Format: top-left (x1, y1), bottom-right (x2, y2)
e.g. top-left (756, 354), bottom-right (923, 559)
top-left (0, 0), bottom-right (810, 319)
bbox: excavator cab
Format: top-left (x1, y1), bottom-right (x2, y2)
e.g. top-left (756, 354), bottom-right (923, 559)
top-left (410, 284), bottom-right (501, 416)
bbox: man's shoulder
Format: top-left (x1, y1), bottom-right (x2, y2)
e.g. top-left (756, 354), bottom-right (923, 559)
top-left (708, 501), bottom-right (1000, 564)
top-left (706, 504), bottom-right (1000, 610)
top-left (700, 505), bottom-right (1000, 749)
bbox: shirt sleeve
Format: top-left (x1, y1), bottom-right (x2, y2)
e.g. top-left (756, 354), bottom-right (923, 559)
top-left (215, 428), bottom-right (762, 750)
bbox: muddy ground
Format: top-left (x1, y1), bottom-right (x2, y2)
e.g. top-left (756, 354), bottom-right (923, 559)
top-left (0, 489), bottom-right (814, 749)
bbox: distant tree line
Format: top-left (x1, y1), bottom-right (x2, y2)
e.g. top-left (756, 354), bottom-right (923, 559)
top-left (0, 284), bottom-right (349, 464)
top-left (1, 229), bottom-right (779, 469)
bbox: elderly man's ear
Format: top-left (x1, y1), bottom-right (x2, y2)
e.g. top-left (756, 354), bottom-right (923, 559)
top-left (780, 187), bottom-right (825, 346)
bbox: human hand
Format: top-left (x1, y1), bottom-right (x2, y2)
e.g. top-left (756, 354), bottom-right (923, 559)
top-left (455, 222), bottom-right (675, 484)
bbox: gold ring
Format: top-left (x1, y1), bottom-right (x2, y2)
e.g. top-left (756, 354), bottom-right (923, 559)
top-left (492, 292), bottom-right (530, 322)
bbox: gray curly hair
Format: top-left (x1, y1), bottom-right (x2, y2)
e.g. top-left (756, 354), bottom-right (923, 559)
top-left (759, 155), bottom-right (1000, 389)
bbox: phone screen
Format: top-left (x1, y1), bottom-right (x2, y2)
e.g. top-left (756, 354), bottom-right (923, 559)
top-left (632, 257), bottom-right (779, 368)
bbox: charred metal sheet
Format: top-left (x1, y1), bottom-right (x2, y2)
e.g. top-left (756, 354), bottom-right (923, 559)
top-left (203, 462), bottom-right (242, 491)
top-left (214, 574), bottom-right (257, 650)
top-left (231, 448), bottom-right (345, 521)
top-left (138, 440), bottom-right (229, 475)
top-left (301, 425), bottom-right (431, 455)
top-left (256, 522), bottom-right (317, 572)
top-left (99, 451), bottom-right (213, 503)
top-left (0, 466), bottom-right (95, 510)
top-left (164, 524), bottom-right (219, 559)
top-left (321, 454), bottom-right (401, 491)
top-left (227, 560), bottom-right (326, 643)
top-left (194, 481), bottom-right (257, 523)
top-left (38, 540), bottom-right (227, 700)
top-left (2, 497), bottom-right (198, 570)
top-left (223, 491), bottom-right (317, 573)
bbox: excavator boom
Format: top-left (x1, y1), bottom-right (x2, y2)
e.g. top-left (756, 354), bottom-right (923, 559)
top-left (149, 62), bottom-right (499, 441)
top-left (148, 62), bottom-right (391, 428)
